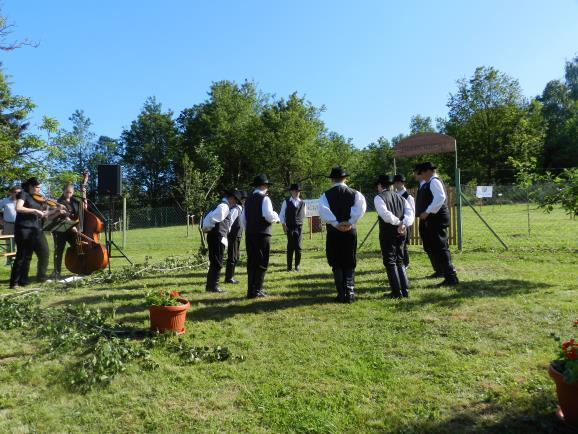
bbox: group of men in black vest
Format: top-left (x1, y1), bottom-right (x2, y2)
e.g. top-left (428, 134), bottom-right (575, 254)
top-left (201, 162), bottom-right (458, 302)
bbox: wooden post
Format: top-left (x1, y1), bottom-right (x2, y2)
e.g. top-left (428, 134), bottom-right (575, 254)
top-left (122, 196), bottom-right (127, 248)
top-left (309, 217), bottom-right (312, 240)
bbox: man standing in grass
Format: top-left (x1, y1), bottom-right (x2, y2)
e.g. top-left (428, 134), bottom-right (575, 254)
top-left (375, 175), bottom-right (414, 298)
top-left (279, 183), bottom-right (306, 272)
top-left (394, 174), bottom-right (415, 270)
top-left (240, 175), bottom-right (279, 299)
top-left (0, 186), bottom-right (20, 265)
top-left (202, 190), bottom-right (242, 293)
top-left (319, 167), bottom-right (366, 303)
top-left (416, 162), bottom-right (459, 286)
top-left (224, 190), bottom-right (246, 284)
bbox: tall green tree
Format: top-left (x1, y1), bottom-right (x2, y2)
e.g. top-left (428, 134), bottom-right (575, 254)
top-left (440, 66), bottom-right (545, 183)
top-left (121, 97), bottom-right (178, 205)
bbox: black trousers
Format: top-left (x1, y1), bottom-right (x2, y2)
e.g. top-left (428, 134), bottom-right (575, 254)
top-left (326, 227), bottom-right (357, 300)
top-left (403, 226), bottom-right (411, 267)
top-left (286, 225), bottom-right (302, 269)
top-left (419, 220), bottom-right (441, 273)
top-left (379, 230), bottom-right (405, 268)
top-left (206, 232), bottom-right (225, 290)
top-left (10, 226), bottom-right (49, 287)
top-left (53, 232), bottom-right (74, 274)
top-left (245, 233), bottom-right (271, 297)
top-left (423, 217), bottom-right (457, 279)
top-left (225, 235), bottom-right (241, 281)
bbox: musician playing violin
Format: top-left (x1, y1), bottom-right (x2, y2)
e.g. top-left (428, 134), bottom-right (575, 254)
top-left (51, 183), bottom-right (87, 279)
top-left (9, 177), bottom-right (66, 289)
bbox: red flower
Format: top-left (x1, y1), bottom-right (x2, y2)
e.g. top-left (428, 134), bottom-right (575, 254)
top-left (568, 348), bottom-right (578, 361)
top-left (170, 290), bottom-right (180, 298)
top-left (563, 341), bottom-right (570, 350)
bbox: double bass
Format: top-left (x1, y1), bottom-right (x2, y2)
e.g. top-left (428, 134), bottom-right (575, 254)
top-left (65, 171), bottom-right (109, 274)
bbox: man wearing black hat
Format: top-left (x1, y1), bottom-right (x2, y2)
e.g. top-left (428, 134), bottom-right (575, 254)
top-left (393, 174), bottom-right (415, 269)
top-left (240, 174), bottom-right (279, 298)
top-left (414, 165), bottom-right (443, 278)
top-left (279, 183), bottom-right (307, 272)
top-left (202, 190), bottom-right (242, 292)
top-left (224, 190), bottom-right (247, 284)
top-left (415, 162), bottom-right (459, 286)
top-left (375, 175), bottom-right (415, 298)
top-left (319, 167), bottom-right (366, 303)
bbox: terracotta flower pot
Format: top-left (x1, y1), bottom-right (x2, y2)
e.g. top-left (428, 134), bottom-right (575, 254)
top-left (148, 298), bottom-right (190, 335)
top-left (549, 363), bottom-right (578, 427)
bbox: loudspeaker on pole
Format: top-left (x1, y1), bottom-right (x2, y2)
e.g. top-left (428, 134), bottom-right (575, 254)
top-left (97, 164), bottom-right (122, 196)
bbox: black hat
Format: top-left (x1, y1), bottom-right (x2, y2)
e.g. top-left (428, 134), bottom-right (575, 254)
top-left (375, 175), bottom-right (393, 187)
top-left (288, 183), bottom-right (302, 191)
top-left (418, 162), bottom-right (436, 172)
top-left (251, 174), bottom-right (272, 187)
top-left (328, 166), bottom-right (349, 178)
top-left (413, 163), bottom-right (422, 173)
top-left (226, 189), bottom-right (243, 202)
top-left (239, 190), bottom-right (248, 199)
top-left (393, 174), bottom-right (406, 183)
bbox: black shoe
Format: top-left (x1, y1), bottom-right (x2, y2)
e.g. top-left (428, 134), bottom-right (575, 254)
top-left (426, 272), bottom-right (444, 279)
top-left (294, 266), bottom-right (300, 272)
top-left (287, 267), bottom-right (292, 272)
top-left (225, 279), bottom-right (239, 284)
top-left (255, 290), bottom-right (268, 298)
top-left (206, 286), bottom-right (225, 293)
top-left (434, 278), bottom-right (459, 288)
top-left (50, 271), bottom-right (61, 280)
top-left (385, 292), bottom-right (402, 299)
top-left (9, 284), bottom-right (20, 289)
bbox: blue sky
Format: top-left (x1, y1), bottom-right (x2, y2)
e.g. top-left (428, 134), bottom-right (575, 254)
top-left (2, 0), bottom-right (578, 147)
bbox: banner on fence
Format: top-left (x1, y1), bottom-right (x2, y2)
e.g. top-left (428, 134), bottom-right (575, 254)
top-left (476, 186), bottom-right (493, 198)
top-left (304, 199), bottom-right (319, 217)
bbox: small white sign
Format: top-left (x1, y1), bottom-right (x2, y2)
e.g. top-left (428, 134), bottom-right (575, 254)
top-left (476, 186), bottom-right (493, 198)
top-left (304, 199), bottom-right (319, 217)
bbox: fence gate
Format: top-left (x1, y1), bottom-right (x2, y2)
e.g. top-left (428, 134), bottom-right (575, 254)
top-left (407, 187), bottom-right (457, 246)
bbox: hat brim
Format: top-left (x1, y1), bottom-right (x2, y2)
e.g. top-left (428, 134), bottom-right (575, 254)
top-left (328, 173), bottom-right (349, 178)
top-left (251, 181), bottom-right (272, 187)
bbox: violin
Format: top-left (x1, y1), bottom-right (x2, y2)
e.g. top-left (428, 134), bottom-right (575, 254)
top-left (30, 193), bottom-right (68, 219)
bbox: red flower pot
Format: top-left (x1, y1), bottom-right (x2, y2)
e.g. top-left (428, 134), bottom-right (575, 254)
top-left (549, 363), bottom-right (578, 427)
top-left (148, 298), bottom-right (190, 335)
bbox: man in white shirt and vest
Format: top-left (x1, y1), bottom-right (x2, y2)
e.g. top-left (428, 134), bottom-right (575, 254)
top-left (202, 190), bottom-right (242, 293)
top-left (394, 174), bottom-right (415, 270)
top-left (0, 186), bottom-right (20, 265)
top-left (415, 162), bottom-right (459, 286)
top-left (319, 167), bottom-right (367, 303)
top-left (279, 183), bottom-right (306, 272)
top-left (224, 190), bottom-right (247, 284)
top-left (375, 175), bottom-right (415, 298)
top-left (240, 174), bottom-right (280, 299)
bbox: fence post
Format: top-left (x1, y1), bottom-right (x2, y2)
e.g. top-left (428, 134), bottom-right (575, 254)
top-left (526, 188), bottom-right (531, 237)
top-left (122, 196), bottom-right (127, 248)
top-left (455, 168), bottom-right (463, 250)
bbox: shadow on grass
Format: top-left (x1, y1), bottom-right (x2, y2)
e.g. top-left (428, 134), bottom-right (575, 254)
top-left (394, 279), bottom-right (551, 310)
top-left (49, 291), bottom-right (144, 307)
top-left (398, 389), bottom-right (573, 434)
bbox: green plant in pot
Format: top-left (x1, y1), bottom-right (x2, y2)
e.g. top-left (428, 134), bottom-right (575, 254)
top-left (549, 319), bottom-right (578, 427)
top-left (145, 290), bottom-right (190, 335)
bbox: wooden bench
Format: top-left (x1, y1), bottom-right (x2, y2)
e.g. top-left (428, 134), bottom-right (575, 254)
top-left (0, 234), bottom-right (16, 258)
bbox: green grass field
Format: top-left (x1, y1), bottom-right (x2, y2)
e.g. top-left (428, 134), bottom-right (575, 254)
top-left (0, 204), bottom-right (576, 433)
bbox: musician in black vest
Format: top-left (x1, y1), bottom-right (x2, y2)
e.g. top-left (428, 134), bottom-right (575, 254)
top-left (279, 183), bottom-right (306, 272)
top-left (52, 184), bottom-right (83, 279)
top-left (394, 174), bottom-right (415, 270)
top-left (416, 162), bottom-right (459, 286)
top-left (375, 175), bottom-right (415, 298)
top-left (224, 190), bottom-right (247, 284)
top-left (202, 190), bottom-right (242, 293)
top-left (319, 167), bottom-right (367, 303)
top-left (414, 165), bottom-right (443, 278)
top-left (240, 174), bottom-right (280, 299)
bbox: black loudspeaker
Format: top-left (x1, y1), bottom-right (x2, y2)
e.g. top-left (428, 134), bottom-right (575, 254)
top-left (97, 165), bottom-right (122, 196)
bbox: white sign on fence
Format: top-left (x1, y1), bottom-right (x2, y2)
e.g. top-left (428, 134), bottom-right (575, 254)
top-left (304, 199), bottom-right (320, 217)
top-left (476, 186), bottom-right (493, 198)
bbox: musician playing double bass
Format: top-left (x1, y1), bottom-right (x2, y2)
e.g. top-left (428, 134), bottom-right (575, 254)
top-left (51, 183), bottom-right (87, 279)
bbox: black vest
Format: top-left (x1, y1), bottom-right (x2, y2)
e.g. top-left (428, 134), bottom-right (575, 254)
top-left (324, 184), bottom-right (356, 229)
top-left (415, 177), bottom-right (450, 222)
top-left (228, 205), bottom-right (243, 239)
top-left (245, 192), bottom-right (272, 236)
top-left (377, 191), bottom-right (405, 236)
top-left (208, 203), bottom-right (231, 238)
top-left (58, 196), bottom-right (80, 219)
top-left (400, 190), bottom-right (409, 200)
top-left (284, 198), bottom-right (305, 227)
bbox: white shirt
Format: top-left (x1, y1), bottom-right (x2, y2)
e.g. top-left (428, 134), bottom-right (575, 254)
top-left (374, 193), bottom-right (415, 227)
top-left (202, 199), bottom-right (230, 231)
top-left (319, 183), bottom-right (367, 229)
top-left (396, 188), bottom-right (416, 218)
top-left (239, 189), bottom-right (280, 229)
top-left (279, 197), bottom-right (307, 224)
top-left (0, 197), bottom-right (17, 223)
top-left (425, 177), bottom-right (447, 214)
top-left (229, 204), bottom-right (241, 226)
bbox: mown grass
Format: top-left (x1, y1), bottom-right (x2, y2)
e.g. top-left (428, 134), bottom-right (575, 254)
top-left (0, 204), bottom-right (576, 433)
